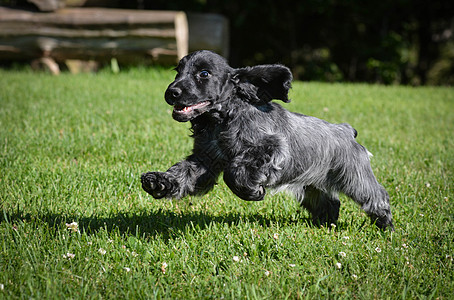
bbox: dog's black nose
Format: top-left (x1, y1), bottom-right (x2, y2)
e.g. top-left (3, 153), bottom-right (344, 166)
top-left (167, 87), bottom-right (182, 100)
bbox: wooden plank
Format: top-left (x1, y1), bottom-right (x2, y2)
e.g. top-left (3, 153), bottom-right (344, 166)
top-left (0, 7), bottom-right (182, 25)
top-left (0, 26), bottom-right (177, 39)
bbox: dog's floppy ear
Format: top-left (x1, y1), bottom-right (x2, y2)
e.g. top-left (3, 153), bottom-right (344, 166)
top-left (232, 64), bottom-right (292, 105)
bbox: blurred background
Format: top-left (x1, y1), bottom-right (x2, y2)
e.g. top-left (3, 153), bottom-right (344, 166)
top-left (1, 0), bottom-right (453, 85)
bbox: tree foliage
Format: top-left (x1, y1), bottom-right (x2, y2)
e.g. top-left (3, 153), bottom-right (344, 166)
top-left (137, 0), bottom-right (453, 85)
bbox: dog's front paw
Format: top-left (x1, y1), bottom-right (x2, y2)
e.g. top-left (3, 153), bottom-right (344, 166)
top-left (223, 169), bottom-right (266, 201)
top-left (141, 172), bottom-right (173, 199)
top-left (243, 185), bottom-right (266, 201)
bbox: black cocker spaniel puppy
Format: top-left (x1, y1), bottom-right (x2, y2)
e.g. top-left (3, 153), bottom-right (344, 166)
top-left (141, 50), bottom-right (394, 230)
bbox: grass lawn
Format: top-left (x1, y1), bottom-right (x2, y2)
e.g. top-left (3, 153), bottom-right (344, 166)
top-left (0, 67), bottom-right (453, 299)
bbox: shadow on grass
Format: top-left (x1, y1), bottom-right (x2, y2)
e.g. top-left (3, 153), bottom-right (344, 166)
top-left (1, 208), bottom-right (317, 241)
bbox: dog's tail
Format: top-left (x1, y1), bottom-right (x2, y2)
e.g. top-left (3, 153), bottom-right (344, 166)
top-left (339, 123), bottom-right (358, 138)
top-left (339, 123), bottom-right (373, 157)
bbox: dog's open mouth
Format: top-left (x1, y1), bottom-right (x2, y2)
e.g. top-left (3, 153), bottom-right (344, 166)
top-left (174, 101), bottom-right (210, 114)
top-left (173, 101), bottom-right (211, 120)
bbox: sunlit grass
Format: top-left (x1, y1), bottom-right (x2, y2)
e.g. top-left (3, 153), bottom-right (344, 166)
top-left (1, 68), bottom-right (453, 298)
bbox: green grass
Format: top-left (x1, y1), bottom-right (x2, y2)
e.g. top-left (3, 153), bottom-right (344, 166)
top-left (0, 67), bottom-right (453, 299)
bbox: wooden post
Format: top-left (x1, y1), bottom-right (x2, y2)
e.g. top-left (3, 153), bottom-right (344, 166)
top-left (187, 13), bottom-right (229, 59)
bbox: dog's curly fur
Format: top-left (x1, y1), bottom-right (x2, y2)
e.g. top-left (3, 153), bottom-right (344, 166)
top-left (141, 50), bottom-right (394, 230)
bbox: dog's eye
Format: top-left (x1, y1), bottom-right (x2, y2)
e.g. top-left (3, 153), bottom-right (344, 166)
top-left (199, 70), bottom-right (210, 78)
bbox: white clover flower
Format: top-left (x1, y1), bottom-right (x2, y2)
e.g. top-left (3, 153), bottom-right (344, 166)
top-left (161, 262), bottom-right (168, 274)
top-left (352, 274), bottom-right (358, 280)
top-left (232, 256), bottom-right (240, 262)
top-left (124, 267), bottom-right (131, 272)
top-left (264, 270), bottom-right (270, 276)
top-left (63, 253), bottom-right (75, 259)
top-left (289, 264), bottom-right (296, 267)
top-left (273, 233), bottom-right (279, 240)
top-left (65, 222), bottom-right (79, 233)
top-left (339, 251), bottom-right (346, 258)
top-left (335, 262), bottom-right (342, 269)
top-left (98, 248), bottom-right (107, 255)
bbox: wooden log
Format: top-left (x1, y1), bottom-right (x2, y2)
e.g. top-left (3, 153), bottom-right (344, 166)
top-left (0, 7), bottom-right (188, 65)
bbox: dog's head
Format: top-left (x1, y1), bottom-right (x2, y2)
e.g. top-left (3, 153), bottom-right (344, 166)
top-left (165, 50), bottom-right (292, 122)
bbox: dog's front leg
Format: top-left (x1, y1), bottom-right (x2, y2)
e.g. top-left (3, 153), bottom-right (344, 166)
top-left (222, 134), bottom-right (285, 201)
top-left (223, 158), bottom-right (268, 201)
top-left (141, 154), bottom-right (222, 199)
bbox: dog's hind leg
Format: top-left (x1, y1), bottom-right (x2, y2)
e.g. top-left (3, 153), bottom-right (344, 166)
top-left (339, 161), bottom-right (394, 230)
top-left (297, 186), bottom-right (341, 226)
top-left (345, 182), bottom-right (394, 230)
